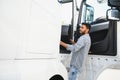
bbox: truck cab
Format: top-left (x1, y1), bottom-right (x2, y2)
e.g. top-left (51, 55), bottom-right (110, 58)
top-left (58, 0), bottom-right (120, 80)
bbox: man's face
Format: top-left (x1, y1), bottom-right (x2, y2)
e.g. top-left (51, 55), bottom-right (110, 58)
top-left (79, 25), bottom-right (89, 34)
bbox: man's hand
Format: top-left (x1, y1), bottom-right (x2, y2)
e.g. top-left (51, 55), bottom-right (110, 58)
top-left (69, 39), bottom-right (75, 44)
top-left (60, 41), bottom-right (67, 48)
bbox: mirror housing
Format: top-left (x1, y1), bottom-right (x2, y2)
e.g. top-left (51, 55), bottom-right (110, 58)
top-left (58, 0), bottom-right (73, 3)
top-left (108, 0), bottom-right (120, 7)
top-left (107, 9), bottom-right (120, 20)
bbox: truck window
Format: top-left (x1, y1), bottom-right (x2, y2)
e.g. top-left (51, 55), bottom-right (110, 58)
top-left (85, 0), bottom-right (110, 24)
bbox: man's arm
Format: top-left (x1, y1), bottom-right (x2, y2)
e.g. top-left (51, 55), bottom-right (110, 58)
top-left (60, 41), bottom-right (67, 48)
top-left (67, 36), bottom-right (85, 52)
top-left (60, 36), bottom-right (85, 52)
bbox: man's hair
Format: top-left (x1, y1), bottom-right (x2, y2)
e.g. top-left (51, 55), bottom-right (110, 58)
top-left (81, 23), bottom-right (91, 31)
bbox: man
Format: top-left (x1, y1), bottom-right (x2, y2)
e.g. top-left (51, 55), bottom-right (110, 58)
top-left (60, 23), bottom-right (91, 80)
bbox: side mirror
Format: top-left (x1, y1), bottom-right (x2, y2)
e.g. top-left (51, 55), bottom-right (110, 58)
top-left (108, 0), bottom-right (120, 7)
top-left (107, 9), bottom-right (120, 20)
top-left (58, 0), bottom-right (73, 3)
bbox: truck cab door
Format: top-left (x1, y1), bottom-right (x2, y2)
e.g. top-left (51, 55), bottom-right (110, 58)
top-left (90, 19), bottom-right (117, 56)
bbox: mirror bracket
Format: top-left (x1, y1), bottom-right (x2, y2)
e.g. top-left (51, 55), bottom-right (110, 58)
top-left (108, 0), bottom-right (120, 7)
top-left (58, 0), bottom-right (73, 4)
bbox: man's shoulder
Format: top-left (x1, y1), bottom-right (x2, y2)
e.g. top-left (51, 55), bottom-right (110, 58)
top-left (81, 34), bottom-right (90, 39)
top-left (80, 34), bottom-right (91, 43)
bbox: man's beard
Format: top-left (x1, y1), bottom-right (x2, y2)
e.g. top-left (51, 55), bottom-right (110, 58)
top-left (80, 31), bottom-right (86, 35)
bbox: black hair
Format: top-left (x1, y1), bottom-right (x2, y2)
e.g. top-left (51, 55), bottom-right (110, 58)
top-left (81, 23), bottom-right (91, 31)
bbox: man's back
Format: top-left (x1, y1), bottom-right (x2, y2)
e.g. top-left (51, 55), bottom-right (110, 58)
top-left (68, 34), bottom-right (91, 71)
top-left (60, 23), bottom-right (91, 80)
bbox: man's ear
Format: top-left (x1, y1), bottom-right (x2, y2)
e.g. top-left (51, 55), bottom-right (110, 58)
top-left (86, 29), bottom-right (89, 33)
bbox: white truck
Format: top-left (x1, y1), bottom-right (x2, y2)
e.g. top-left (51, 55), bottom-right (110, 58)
top-left (0, 0), bottom-right (68, 80)
top-left (59, 0), bottom-right (120, 80)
